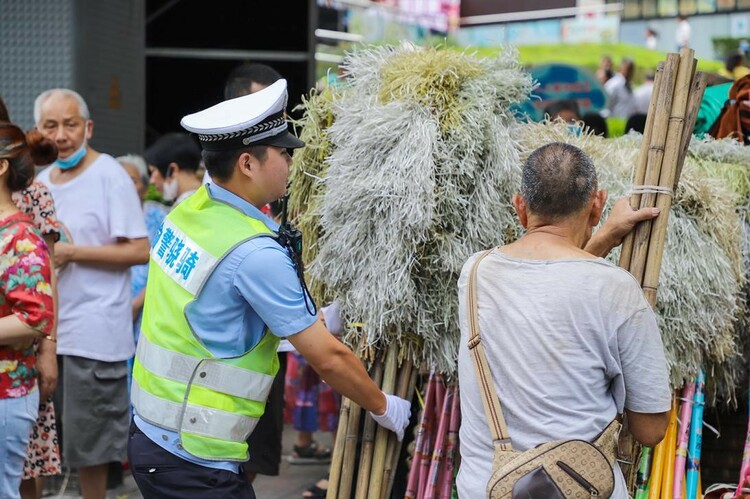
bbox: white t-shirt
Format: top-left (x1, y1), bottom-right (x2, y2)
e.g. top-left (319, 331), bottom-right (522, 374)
top-left (604, 73), bottom-right (637, 119)
top-left (676, 20), bottom-right (691, 48)
top-left (38, 154), bottom-right (148, 361)
top-left (633, 81), bottom-right (654, 115)
top-left (456, 250), bottom-right (671, 499)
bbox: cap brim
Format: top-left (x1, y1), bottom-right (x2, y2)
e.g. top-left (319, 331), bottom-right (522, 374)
top-left (255, 131), bottom-right (305, 149)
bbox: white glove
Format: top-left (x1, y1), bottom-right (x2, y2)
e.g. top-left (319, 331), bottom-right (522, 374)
top-left (370, 392), bottom-right (411, 441)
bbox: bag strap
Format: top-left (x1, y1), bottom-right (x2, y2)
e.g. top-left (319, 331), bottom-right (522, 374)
top-left (466, 249), bottom-right (513, 452)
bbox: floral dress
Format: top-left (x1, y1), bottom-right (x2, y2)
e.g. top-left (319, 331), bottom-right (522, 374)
top-left (0, 212), bottom-right (54, 397)
top-left (12, 181), bottom-right (62, 479)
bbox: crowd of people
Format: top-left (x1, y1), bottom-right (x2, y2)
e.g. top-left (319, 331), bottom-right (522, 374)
top-left (1, 35), bottom-right (721, 499)
top-left (0, 59), bottom-right (416, 499)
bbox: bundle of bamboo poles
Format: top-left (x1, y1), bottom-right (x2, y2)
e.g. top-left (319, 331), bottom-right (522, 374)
top-left (617, 47), bottom-right (708, 494)
top-left (327, 342), bottom-right (417, 499)
top-left (404, 373), bottom-right (460, 499)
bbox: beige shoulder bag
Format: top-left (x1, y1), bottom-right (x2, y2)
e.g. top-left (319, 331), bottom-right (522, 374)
top-left (467, 249), bottom-right (621, 498)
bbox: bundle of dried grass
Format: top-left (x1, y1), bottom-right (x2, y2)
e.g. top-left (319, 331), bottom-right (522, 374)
top-left (310, 45), bottom-right (532, 374)
top-left (288, 86), bottom-right (338, 304)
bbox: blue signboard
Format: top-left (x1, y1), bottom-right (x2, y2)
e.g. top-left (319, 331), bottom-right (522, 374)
top-left (517, 64), bottom-right (607, 122)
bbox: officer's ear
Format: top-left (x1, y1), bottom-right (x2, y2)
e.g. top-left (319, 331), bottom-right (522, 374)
top-left (237, 152), bottom-right (259, 180)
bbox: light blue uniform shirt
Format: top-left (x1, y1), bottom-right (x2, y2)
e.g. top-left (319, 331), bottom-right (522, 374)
top-left (134, 183), bottom-right (318, 473)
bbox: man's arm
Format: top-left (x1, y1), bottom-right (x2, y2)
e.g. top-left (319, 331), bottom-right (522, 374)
top-left (37, 234), bottom-right (58, 400)
top-left (55, 237), bottom-right (150, 270)
top-left (585, 198), bottom-right (661, 258)
top-left (626, 409), bottom-right (670, 447)
top-left (288, 318), bottom-right (387, 415)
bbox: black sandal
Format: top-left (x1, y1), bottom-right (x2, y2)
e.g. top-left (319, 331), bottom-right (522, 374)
top-left (302, 478), bottom-right (329, 498)
top-left (287, 441), bottom-right (332, 464)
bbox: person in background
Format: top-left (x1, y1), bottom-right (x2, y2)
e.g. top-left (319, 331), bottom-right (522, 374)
top-left (596, 56), bottom-right (614, 86)
top-left (676, 15), bottom-right (691, 51)
top-left (543, 99), bottom-right (580, 123)
top-left (116, 154), bottom-right (168, 339)
top-left (581, 112), bottom-right (609, 137)
top-left (646, 27), bottom-right (659, 50)
top-left (626, 114), bottom-right (649, 135)
top-left (456, 143), bottom-right (671, 498)
top-left (719, 53), bottom-right (750, 81)
top-left (0, 121), bottom-right (56, 499)
top-left (34, 88), bottom-right (149, 499)
top-left (0, 95), bottom-right (63, 499)
top-left (143, 133), bottom-right (202, 207)
top-left (634, 72), bottom-right (656, 116)
top-left (604, 58), bottom-right (637, 119)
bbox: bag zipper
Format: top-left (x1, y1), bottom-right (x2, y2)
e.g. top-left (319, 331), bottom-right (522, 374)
top-left (556, 461), bottom-right (599, 497)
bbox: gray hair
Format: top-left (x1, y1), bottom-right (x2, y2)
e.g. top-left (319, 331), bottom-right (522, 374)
top-left (34, 89), bottom-right (91, 124)
top-left (116, 154), bottom-right (149, 186)
top-left (520, 142), bottom-right (597, 219)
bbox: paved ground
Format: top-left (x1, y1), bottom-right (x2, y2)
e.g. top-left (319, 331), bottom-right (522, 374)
top-left (51, 425), bottom-right (333, 499)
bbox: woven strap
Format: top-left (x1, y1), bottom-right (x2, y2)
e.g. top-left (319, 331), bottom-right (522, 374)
top-left (467, 249), bottom-right (513, 451)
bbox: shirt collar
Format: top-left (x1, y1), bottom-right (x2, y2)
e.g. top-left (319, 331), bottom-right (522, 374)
top-left (206, 183), bottom-right (279, 231)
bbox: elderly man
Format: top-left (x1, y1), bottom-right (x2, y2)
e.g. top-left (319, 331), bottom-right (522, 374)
top-left (128, 80), bottom-right (410, 499)
top-left (34, 89), bottom-right (149, 499)
top-left (457, 142), bottom-right (671, 498)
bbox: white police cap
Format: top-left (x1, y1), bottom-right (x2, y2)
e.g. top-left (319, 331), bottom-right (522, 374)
top-left (180, 79), bottom-right (304, 151)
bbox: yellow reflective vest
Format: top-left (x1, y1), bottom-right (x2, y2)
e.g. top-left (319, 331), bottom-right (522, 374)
top-left (132, 186), bottom-right (280, 462)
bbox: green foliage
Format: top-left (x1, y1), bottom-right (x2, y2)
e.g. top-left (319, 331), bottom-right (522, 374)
top-left (712, 37), bottom-right (745, 59)
top-left (145, 183), bottom-right (163, 202)
top-left (473, 43), bottom-right (723, 84)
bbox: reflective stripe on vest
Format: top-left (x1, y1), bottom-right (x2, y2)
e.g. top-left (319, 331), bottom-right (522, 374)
top-left (136, 333), bottom-right (274, 401)
top-left (131, 380), bottom-right (259, 443)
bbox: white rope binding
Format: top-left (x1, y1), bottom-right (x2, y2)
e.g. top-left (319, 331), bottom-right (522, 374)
top-left (629, 184), bottom-right (674, 197)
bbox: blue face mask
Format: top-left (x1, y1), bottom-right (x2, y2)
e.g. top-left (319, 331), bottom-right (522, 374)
top-left (54, 142), bottom-right (87, 170)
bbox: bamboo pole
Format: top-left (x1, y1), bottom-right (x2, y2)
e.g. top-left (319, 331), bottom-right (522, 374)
top-left (337, 398), bottom-right (363, 499)
top-left (675, 72), bottom-right (709, 190)
top-left (382, 358), bottom-right (414, 499)
top-left (354, 355), bottom-right (385, 499)
top-left (327, 396), bottom-right (352, 499)
top-left (641, 48), bottom-right (696, 306)
top-left (619, 62), bottom-right (665, 270)
top-left (368, 343), bottom-right (400, 499)
top-left (386, 367), bottom-right (418, 499)
top-left (628, 53), bottom-right (680, 285)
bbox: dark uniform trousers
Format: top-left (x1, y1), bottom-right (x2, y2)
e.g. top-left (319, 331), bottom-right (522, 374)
top-left (128, 422), bottom-right (256, 499)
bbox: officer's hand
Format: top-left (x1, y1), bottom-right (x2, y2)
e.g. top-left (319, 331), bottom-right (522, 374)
top-left (370, 392), bottom-right (411, 441)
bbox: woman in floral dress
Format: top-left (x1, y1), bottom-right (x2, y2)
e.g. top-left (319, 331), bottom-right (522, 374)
top-left (0, 122), bottom-right (55, 499)
top-left (14, 178), bottom-right (62, 499)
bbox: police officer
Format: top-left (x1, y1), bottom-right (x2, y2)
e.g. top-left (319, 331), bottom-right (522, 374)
top-left (127, 80), bottom-right (411, 498)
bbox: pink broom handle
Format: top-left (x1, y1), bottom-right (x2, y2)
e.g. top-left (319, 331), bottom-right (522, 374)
top-left (439, 385), bottom-right (460, 499)
top-left (424, 385), bottom-right (453, 499)
top-left (733, 373), bottom-right (750, 499)
top-left (673, 381), bottom-right (696, 499)
top-left (406, 371), bottom-right (436, 499)
top-left (420, 377), bottom-right (445, 499)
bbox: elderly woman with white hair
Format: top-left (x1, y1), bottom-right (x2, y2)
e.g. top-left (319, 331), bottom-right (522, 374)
top-left (116, 154), bottom-right (168, 338)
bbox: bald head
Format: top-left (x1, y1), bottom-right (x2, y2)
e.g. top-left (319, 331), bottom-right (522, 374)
top-left (520, 143), bottom-right (597, 220)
